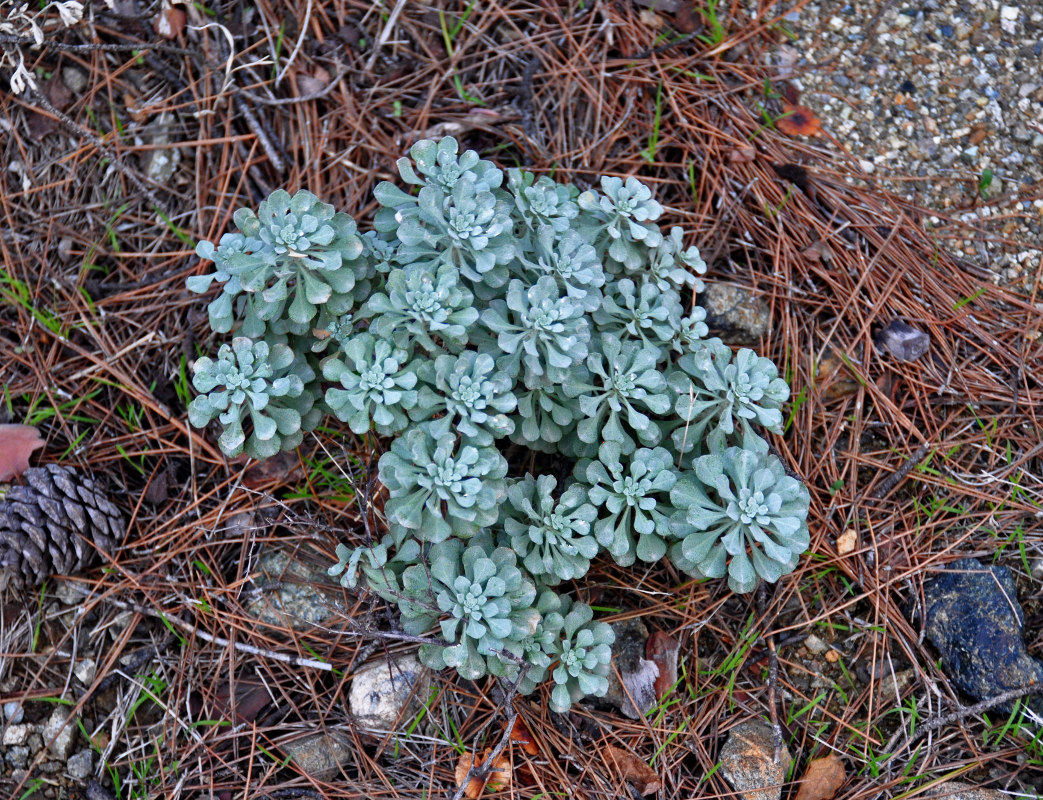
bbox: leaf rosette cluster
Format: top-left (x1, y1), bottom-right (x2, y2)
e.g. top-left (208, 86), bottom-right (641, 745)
top-left (187, 137), bottom-right (811, 711)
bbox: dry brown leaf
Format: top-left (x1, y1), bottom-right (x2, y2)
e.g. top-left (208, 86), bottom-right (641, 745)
top-left (646, 631), bottom-right (680, 700)
top-left (155, 4), bottom-right (187, 39)
top-left (510, 717), bottom-right (539, 756)
top-left (239, 450), bottom-right (303, 488)
top-left (0, 425), bottom-right (45, 482)
top-left (729, 144), bottom-right (757, 162)
top-left (802, 240), bottom-right (834, 263)
top-left (638, 9), bottom-right (664, 28)
top-left (836, 529), bottom-right (857, 555)
top-left (455, 749), bottom-right (511, 799)
top-left (794, 754), bottom-right (846, 800)
top-left (602, 745), bottom-right (662, 796)
top-left (777, 102), bottom-right (822, 137)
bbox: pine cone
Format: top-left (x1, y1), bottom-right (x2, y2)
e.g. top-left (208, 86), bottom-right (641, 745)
top-left (0, 464), bottom-right (125, 590)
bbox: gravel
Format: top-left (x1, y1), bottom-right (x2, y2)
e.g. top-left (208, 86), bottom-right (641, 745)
top-left (772, 0), bottom-right (1043, 285)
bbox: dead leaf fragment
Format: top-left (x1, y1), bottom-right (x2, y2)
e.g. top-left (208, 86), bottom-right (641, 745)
top-left (794, 754), bottom-right (846, 800)
top-left (646, 631), bottom-right (680, 700)
top-left (777, 102), bottom-right (822, 137)
top-left (510, 717), bottom-right (539, 756)
top-left (154, 4), bottom-right (186, 39)
top-left (836, 529), bottom-right (857, 555)
top-left (455, 749), bottom-right (511, 799)
top-left (802, 240), bottom-right (834, 263)
top-left (729, 144), bottom-right (757, 162)
top-left (639, 9), bottom-right (664, 28)
top-left (602, 745), bottom-right (662, 796)
top-left (0, 424), bottom-right (45, 482)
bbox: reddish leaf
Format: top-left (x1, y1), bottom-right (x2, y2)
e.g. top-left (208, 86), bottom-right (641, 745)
top-left (455, 749), bottom-right (511, 798)
top-left (646, 631), bottom-right (681, 700)
top-left (510, 716), bottom-right (539, 756)
top-left (601, 745), bottom-right (662, 796)
top-left (794, 754), bottom-right (846, 800)
top-left (777, 102), bottom-right (822, 137)
top-left (155, 4), bottom-right (187, 39)
top-left (0, 425), bottom-right (45, 482)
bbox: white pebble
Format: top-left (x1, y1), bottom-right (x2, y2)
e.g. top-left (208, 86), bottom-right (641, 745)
top-left (1001, 6), bottom-right (1019, 21)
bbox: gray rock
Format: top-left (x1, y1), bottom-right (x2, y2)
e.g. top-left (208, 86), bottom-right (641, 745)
top-left (348, 653), bottom-right (429, 731)
top-left (719, 720), bottom-right (792, 800)
top-left (43, 707), bottom-right (75, 759)
top-left (143, 113), bottom-right (181, 185)
top-left (701, 283), bottom-right (771, 345)
top-left (3, 700), bottom-right (24, 723)
top-left (600, 619), bottom-right (658, 719)
top-left (284, 732), bottom-right (353, 780)
top-left (923, 781), bottom-right (1006, 800)
top-left (245, 545), bottom-right (346, 631)
top-left (74, 658), bottom-right (97, 685)
top-left (67, 749), bottom-right (93, 780)
top-left (2, 723), bottom-right (31, 746)
top-left (921, 557), bottom-right (1043, 714)
top-left (61, 66), bottom-right (87, 95)
top-left (5, 745), bottom-right (29, 769)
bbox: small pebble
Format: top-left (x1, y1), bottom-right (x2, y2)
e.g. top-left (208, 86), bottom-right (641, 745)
top-left (3, 701), bottom-right (24, 724)
top-left (67, 749), bottom-right (94, 780)
top-left (804, 634), bottom-right (830, 655)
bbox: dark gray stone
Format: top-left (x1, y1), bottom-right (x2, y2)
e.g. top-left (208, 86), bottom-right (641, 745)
top-left (600, 619), bottom-right (658, 719)
top-left (921, 557), bottom-right (1043, 713)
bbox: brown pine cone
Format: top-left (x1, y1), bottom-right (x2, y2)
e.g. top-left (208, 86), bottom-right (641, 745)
top-left (0, 464), bottom-right (125, 591)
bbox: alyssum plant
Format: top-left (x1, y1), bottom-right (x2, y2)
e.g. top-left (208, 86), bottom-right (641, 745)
top-left (187, 137), bottom-right (810, 711)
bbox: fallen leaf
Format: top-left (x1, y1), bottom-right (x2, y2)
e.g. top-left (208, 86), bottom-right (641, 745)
top-left (239, 450), bottom-right (303, 488)
top-left (0, 425), bottom-right (45, 482)
top-left (836, 529), bottom-right (857, 555)
top-left (729, 144), bottom-right (757, 162)
top-left (455, 749), bottom-right (511, 799)
top-left (510, 716), bottom-right (539, 756)
top-left (802, 241), bottom-right (834, 263)
top-left (777, 102), bottom-right (822, 137)
top-left (645, 631), bottom-right (680, 700)
top-left (814, 347), bottom-right (860, 401)
top-left (601, 745), bottom-right (662, 796)
top-left (794, 754), bottom-right (846, 800)
top-left (155, 4), bottom-right (187, 39)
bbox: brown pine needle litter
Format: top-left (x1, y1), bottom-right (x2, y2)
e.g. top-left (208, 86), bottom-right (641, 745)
top-left (2, 1), bottom-right (1042, 799)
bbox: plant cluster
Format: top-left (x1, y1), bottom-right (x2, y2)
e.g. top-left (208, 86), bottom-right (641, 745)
top-left (188, 137), bottom-right (810, 709)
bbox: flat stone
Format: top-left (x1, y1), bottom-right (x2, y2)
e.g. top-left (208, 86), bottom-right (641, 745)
top-left (284, 732), bottom-right (353, 780)
top-left (719, 720), bottom-right (793, 800)
top-left (924, 781), bottom-right (1007, 800)
top-left (701, 283), bottom-right (771, 345)
top-left (348, 653), bottom-right (429, 731)
top-left (921, 557), bottom-right (1043, 714)
top-left (74, 658), bottom-right (97, 685)
top-left (245, 545), bottom-right (346, 631)
top-left (3, 700), bottom-right (24, 723)
top-left (2, 723), bottom-right (31, 746)
top-left (67, 749), bottom-right (94, 780)
top-left (43, 707), bottom-right (75, 759)
top-left (4, 745), bottom-right (29, 769)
